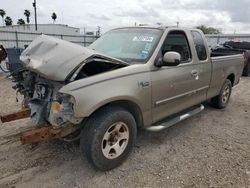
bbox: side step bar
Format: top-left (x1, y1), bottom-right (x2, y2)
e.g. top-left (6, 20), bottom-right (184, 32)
top-left (146, 104), bottom-right (204, 132)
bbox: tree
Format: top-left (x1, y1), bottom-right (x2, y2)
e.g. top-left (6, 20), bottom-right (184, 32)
top-left (17, 18), bottom-right (25, 25)
top-left (4, 16), bottom-right (12, 26)
top-left (24, 9), bottom-right (31, 24)
top-left (51, 12), bottom-right (57, 23)
top-left (196, 25), bottom-right (220, 34)
top-left (0, 9), bottom-right (6, 26)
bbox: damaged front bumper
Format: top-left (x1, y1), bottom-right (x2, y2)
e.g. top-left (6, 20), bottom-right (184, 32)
top-left (1, 71), bottom-right (83, 144)
top-left (0, 107), bottom-right (82, 144)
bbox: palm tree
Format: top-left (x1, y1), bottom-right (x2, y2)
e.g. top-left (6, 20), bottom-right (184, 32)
top-left (4, 16), bottom-right (12, 26)
top-left (0, 9), bottom-right (6, 26)
top-left (17, 18), bottom-right (25, 25)
top-left (24, 9), bottom-right (31, 24)
top-left (51, 12), bottom-right (57, 23)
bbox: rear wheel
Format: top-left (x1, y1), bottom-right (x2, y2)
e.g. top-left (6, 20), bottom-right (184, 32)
top-left (211, 79), bottom-right (232, 109)
top-left (80, 107), bottom-right (137, 171)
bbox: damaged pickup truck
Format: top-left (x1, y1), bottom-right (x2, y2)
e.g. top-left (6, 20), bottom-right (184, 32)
top-left (0, 26), bottom-right (244, 170)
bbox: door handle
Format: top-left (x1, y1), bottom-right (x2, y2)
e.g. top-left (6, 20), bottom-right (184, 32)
top-left (191, 70), bottom-right (199, 80)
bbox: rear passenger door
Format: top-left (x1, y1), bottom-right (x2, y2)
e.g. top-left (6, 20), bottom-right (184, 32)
top-left (190, 30), bottom-right (211, 102)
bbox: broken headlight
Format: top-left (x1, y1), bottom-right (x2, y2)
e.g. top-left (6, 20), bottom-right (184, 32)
top-left (49, 93), bottom-right (76, 127)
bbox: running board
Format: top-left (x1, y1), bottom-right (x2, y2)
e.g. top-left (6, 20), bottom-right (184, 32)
top-left (146, 104), bottom-right (204, 132)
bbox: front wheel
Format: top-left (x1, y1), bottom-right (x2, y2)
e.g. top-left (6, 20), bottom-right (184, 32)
top-left (80, 107), bottom-right (137, 171)
top-left (211, 79), bottom-right (232, 109)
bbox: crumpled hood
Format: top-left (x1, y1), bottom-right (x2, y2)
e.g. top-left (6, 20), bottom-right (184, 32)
top-left (20, 34), bottom-right (128, 81)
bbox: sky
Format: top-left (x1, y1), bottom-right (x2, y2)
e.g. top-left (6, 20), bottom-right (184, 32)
top-left (1, 0), bottom-right (250, 34)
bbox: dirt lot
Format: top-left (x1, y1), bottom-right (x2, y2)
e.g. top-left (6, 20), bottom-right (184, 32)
top-left (0, 73), bottom-right (249, 188)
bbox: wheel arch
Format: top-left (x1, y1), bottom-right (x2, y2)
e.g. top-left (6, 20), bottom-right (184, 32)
top-left (227, 73), bottom-right (235, 86)
top-left (87, 100), bottom-right (144, 128)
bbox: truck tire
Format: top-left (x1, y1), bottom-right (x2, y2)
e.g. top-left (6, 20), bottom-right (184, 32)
top-left (80, 107), bottom-right (137, 171)
top-left (211, 79), bottom-right (232, 109)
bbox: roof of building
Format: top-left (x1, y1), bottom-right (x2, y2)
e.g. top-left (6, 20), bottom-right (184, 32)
top-left (0, 24), bottom-right (79, 30)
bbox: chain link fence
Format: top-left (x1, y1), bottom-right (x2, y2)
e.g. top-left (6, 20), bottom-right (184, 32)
top-left (206, 34), bottom-right (250, 48)
top-left (0, 30), bottom-right (99, 49)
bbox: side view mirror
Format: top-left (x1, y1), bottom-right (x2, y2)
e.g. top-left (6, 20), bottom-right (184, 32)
top-left (155, 52), bottom-right (181, 67)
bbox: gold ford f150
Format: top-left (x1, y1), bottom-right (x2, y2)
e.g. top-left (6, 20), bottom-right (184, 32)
top-left (0, 26), bottom-right (244, 170)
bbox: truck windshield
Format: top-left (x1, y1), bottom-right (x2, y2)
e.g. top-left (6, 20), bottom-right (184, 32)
top-left (89, 28), bottom-right (163, 63)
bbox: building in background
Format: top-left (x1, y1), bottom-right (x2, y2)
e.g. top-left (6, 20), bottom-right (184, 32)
top-left (0, 24), bottom-right (98, 49)
top-left (0, 24), bottom-right (80, 35)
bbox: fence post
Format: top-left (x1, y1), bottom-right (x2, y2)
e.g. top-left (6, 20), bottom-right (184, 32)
top-left (217, 35), bottom-right (220, 44)
top-left (61, 34), bottom-right (63, 39)
top-left (84, 35), bottom-right (86, 47)
top-left (15, 31), bottom-right (19, 48)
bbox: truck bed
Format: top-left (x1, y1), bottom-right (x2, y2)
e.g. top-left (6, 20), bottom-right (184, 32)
top-left (211, 45), bottom-right (250, 76)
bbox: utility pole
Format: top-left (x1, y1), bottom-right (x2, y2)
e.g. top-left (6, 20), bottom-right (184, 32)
top-left (177, 21), bottom-right (179, 28)
top-left (33, 0), bottom-right (38, 31)
top-left (96, 26), bottom-right (101, 37)
top-left (83, 27), bottom-right (86, 35)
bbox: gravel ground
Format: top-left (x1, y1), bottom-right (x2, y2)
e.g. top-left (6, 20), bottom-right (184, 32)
top-left (0, 73), bottom-right (249, 188)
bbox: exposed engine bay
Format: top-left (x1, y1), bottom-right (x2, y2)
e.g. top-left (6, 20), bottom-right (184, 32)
top-left (11, 57), bottom-right (127, 128)
top-left (73, 57), bottom-right (127, 80)
top-left (11, 69), bottom-right (70, 127)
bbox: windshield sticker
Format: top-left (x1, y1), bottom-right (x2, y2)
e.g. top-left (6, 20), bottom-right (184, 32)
top-left (132, 36), bottom-right (154, 42)
top-left (144, 43), bottom-right (152, 51)
top-left (140, 50), bottom-right (149, 59)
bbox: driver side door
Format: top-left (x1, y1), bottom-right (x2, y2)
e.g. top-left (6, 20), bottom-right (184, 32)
top-left (151, 30), bottom-right (202, 123)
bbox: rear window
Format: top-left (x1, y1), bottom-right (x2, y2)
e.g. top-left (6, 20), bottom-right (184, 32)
top-left (191, 31), bottom-right (207, 61)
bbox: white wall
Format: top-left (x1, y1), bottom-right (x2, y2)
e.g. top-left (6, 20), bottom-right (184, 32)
top-left (0, 30), bottom-right (97, 49)
top-left (0, 24), bottom-right (80, 35)
top-left (206, 34), bottom-right (250, 48)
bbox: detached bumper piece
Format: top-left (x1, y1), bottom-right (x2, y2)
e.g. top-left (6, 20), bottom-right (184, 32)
top-left (0, 108), bottom-right (31, 123)
top-left (1, 108), bottom-right (80, 144)
top-left (20, 124), bottom-right (79, 144)
top-left (20, 127), bottom-right (60, 144)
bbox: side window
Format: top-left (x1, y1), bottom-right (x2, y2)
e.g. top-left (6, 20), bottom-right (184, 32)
top-left (162, 31), bottom-right (191, 63)
top-left (191, 31), bottom-right (207, 61)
